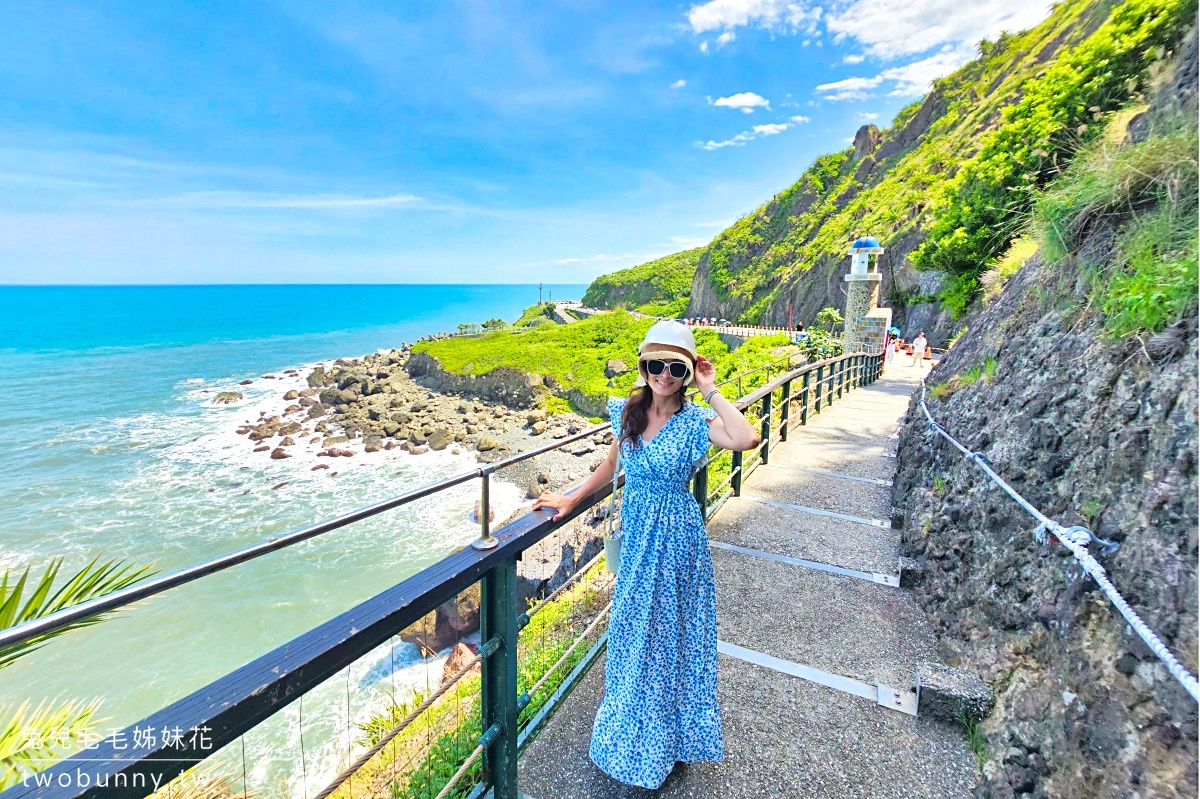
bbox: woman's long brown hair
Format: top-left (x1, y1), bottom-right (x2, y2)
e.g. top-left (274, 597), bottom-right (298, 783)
top-left (619, 384), bottom-right (687, 447)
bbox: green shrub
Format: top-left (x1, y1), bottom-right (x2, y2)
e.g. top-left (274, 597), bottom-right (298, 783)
top-left (582, 249), bottom-right (702, 311)
top-left (912, 0), bottom-right (1196, 312)
top-left (1034, 120), bottom-right (1198, 335)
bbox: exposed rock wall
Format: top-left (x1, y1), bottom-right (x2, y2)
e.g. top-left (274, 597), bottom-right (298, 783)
top-left (891, 254), bottom-right (1198, 797)
top-left (405, 351), bottom-right (546, 409)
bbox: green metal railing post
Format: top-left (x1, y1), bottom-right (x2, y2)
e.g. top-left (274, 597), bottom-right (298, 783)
top-left (731, 449), bottom-right (743, 496)
top-left (814, 365), bottom-right (824, 413)
top-left (780, 379), bottom-right (792, 441)
top-left (693, 459), bottom-right (709, 519)
top-left (759, 392), bottom-right (772, 465)
top-left (480, 558), bottom-right (519, 798)
top-left (800, 370), bottom-right (811, 426)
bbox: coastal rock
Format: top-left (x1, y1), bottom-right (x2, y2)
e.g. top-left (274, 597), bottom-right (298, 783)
top-left (382, 421), bottom-right (401, 437)
top-left (604, 359), bottom-right (630, 378)
top-left (213, 392), bottom-right (243, 404)
top-left (283, 390), bottom-right (299, 400)
top-left (306, 367), bottom-right (330, 387)
top-left (408, 430), bottom-right (428, 445)
top-left (307, 404), bottom-right (326, 419)
top-left (363, 436), bottom-right (383, 453)
top-left (526, 410), bottom-right (547, 425)
top-left (270, 448), bottom-right (290, 459)
top-left (476, 435), bottom-right (499, 452)
top-left (278, 436), bottom-right (295, 447)
top-left (253, 445), bottom-right (270, 452)
top-left (240, 379), bottom-right (253, 386)
top-left (531, 420), bottom-right (548, 435)
top-left (409, 445), bottom-right (429, 455)
top-left (550, 428), bottom-right (568, 439)
top-left (323, 435), bottom-right (349, 447)
top-left (299, 388), bottom-right (317, 398)
top-left (442, 641), bottom-right (481, 684)
top-left (428, 427), bottom-right (454, 451)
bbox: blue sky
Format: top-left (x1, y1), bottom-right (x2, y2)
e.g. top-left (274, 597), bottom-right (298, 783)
top-left (0, 0), bottom-right (1053, 284)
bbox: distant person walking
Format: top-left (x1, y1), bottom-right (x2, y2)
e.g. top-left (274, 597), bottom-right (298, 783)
top-left (911, 332), bottom-right (927, 368)
top-left (886, 336), bottom-right (897, 366)
top-left (533, 321), bottom-right (761, 789)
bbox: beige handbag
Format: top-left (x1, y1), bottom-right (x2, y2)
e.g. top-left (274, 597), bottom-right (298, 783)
top-left (603, 453), bottom-right (622, 576)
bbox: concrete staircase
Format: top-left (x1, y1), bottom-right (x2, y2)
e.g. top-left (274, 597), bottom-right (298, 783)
top-left (519, 363), bottom-right (978, 798)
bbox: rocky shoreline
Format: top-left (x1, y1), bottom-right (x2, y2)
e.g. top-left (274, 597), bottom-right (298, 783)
top-left (219, 345), bottom-right (613, 507)
top-left (216, 344), bottom-right (620, 684)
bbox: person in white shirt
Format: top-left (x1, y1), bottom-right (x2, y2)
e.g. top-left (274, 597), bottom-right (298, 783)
top-left (911, 332), bottom-right (927, 368)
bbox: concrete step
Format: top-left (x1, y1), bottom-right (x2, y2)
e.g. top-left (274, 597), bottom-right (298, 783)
top-left (712, 547), bottom-right (936, 690)
top-left (709, 496), bottom-right (899, 576)
top-left (518, 654), bottom-right (977, 799)
top-left (764, 437), bottom-right (896, 483)
top-left (742, 464), bottom-right (891, 520)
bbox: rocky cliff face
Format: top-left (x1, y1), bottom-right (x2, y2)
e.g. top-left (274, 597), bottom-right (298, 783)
top-left (680, 0), bottom-right (1117, 343)
top-left (891, 250), bottom-right (1198, 797)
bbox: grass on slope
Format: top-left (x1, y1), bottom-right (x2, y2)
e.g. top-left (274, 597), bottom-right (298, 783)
top-left (1033, 116), bottom-right (1198, 336)
top-left (413, 311), bottom-right (805, 415)
top-left (693, 0), bottom-right (1111, 322)
top-left (581, 248), bottom-right (702, 316)
top-left (913, 0), bottom-right (1196, 316)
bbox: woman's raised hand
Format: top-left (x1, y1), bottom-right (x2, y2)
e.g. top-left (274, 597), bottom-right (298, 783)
top-left (694, 356), bottom-right (717, 393)
top-left (532, 490), bottom-right (575, 521)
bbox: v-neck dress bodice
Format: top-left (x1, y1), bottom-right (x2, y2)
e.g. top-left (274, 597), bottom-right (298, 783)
top-left (588, 396), bottom-right (725, 788)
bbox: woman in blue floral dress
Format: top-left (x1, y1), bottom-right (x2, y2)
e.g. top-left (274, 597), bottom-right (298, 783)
top-left (534, 321), bottom-right (762, 789)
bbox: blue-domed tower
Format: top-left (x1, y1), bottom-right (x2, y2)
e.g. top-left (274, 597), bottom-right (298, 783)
top-left (843, 237), bottom-right (892, 353)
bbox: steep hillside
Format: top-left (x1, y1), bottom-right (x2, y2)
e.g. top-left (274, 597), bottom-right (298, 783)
top-left (580, 248), bottom-right (703, 317)
top-left (582, 0), bottom-right (1194, 344)
top-left (892, 35), bottom-right (1197, 798)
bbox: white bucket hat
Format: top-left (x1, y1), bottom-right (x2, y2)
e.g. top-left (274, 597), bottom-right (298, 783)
top-left (636, 321), bottom-right (699, 388)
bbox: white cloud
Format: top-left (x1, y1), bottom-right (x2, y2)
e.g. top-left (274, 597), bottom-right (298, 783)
top-left (716, 31), bottom-right (737, 47)
top-left (698, 121), bottom-right (794, 150)
top-left (814, 45), bottom-right (973, 102)
top-left (685, 0), bottom-right (1052, 70)
top-left (753, 123), bottom-right (789, 135)
top-left (671, 79), bottom-right (687, 89)
top-left (878, 47), bottom-right (973, 94)
top-left (165, 191), bottom-right (426, 210)
top-left (857, 112), bottom-right (879, 120)
top-left (714, 92), bottom-right (770, 113)
top-left (814, 75), bottom-right (882, 101)
top-left (700, 40), bottom-right (710, 52)
top-left (554, 252), bottom-right (659, 265)
top-left (790, 114), bottom-right (811, 123)
top-left (826, 0), bottom-right (1052, 58)
top-left (687, 0), bottom-right (822, 35)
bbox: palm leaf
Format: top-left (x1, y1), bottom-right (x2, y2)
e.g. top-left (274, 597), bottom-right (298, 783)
top-left (0, 698), bottom-right (102, 790)
top-left (0, 557), bottom-right (155, 668)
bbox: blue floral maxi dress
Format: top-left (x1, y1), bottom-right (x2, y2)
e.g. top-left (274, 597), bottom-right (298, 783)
top-left (589, 397), bottom-right (725, 788)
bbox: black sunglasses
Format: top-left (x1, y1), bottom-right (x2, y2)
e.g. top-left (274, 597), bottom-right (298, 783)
top-left (644, 359), bottom-right (690, 379)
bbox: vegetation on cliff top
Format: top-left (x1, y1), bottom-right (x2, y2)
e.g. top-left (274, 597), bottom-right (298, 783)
top-left (1033, 105), bottom-right (1198, 336)
top-left (412, 311), bottom-right (805, 415)
top-left (582, 0), bottom-right (1195, 329)
top-left (580, 248), bottom-right (702, 317)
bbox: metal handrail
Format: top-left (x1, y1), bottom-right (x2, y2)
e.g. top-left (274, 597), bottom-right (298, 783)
top-left (0, 346), bottom-right (884, 799)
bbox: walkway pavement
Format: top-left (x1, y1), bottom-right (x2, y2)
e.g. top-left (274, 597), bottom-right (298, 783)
top-left (518, 360), bottom-right (976, 798)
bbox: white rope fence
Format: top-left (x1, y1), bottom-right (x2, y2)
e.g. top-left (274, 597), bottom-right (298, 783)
top-left (916, 380), bottom-right (1199, 703)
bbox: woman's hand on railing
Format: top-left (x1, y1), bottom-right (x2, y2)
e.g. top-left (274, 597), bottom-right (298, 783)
top-left (532, 491), bottom-right (577, 522)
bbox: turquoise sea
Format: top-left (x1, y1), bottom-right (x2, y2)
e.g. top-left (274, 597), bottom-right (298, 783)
top-left (0, 284), bottom-right (584, 796)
